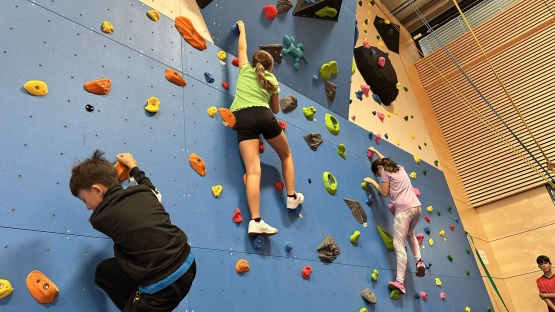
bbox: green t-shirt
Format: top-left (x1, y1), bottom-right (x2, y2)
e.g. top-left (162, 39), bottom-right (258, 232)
top-left (230, 63), bottom-right (280, 112)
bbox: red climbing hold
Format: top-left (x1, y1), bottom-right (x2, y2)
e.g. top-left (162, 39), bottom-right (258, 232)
top-left (259, 140), bottom-right (266, 153)
top-left (361, 85), bottom-right (370, 97)
top-left (302, 266), bottom-right (313, 279)
top-left (424, 216), bottom-right (430, 223)
top-left (232, 57), bottom-right (239, 67)
top-left (275, 181), bottom-right (284, 192)
top-left (278, 120), bottom-right (288, 130)
top-left (222, 81), bottom-right (229, 90)
top-left (263, 4), bottom-right (278, 19)
top-left (450, 224), bottom-right (455, 231)
top-left (233, 208), bottom-right (243, 223)
top-left (375, 133), bottom-right (381, 144)
top-left (377, 112), bottom-right (385, 121)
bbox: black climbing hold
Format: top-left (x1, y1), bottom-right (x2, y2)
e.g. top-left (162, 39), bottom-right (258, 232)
top-left (308, 178), bottom-right (312, 184)
top-left (85, 104), bottom-right (94, 112)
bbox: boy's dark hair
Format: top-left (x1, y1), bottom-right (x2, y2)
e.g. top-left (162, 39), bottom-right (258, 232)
top-left (537, 255), bottom-right (551, 264)
top-left (69, 149), bottom-right (119, 197)
top-left (371, 158), bottom-right (399, 174)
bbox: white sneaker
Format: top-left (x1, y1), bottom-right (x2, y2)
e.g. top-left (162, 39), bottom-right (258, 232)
top-left (248, 220), bottom-right (278, 236)
top-left (286, 192), bottom-right (304, 209)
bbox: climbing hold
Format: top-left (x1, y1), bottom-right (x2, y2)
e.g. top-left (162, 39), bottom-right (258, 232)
top-left (83, 78), bottom-right (112, 95)
top-left (396, 82), bottom-right (401, 89)
top-left (423, 227), bottom-right (431, 235)
top-left (361, 182), bottom-right (369, 190)
top-left (303, 133), bottom-right (323, 151)
top-left (252, 235), bottom-right (265, 250)
top-left (371, 111), bottom-right (376, 116)
top-left (410, 132), bottom-right (415, 139)
top-left (361, 288), bottom-right (377, 304)
top-left (424, 216), bottom-right (430, 223)
top-left (302, 106), bottom-right (317, 120)
top-left (386, 112), bottom-right (391, 118)
top-left (413, 187), bottom-right (420, 196)
top-left (440, 291), bottom-right (446, 300)
top-left (114, 160), bottom-right (131, 182)
top-left (410, 172), bottom-right (417, 179)
top-left (23, 80), bottom-right (48, 96)
top-left (447, 255), bottom-right (453, 262)
top-left (368, 132), bottom-right (374, 140)
top-left (450, 225), bottom-right (455, 231)
top-left (26, 270), bottom-right (59, 304)
top-left (312, 75), bottom-right (318, 81)
top-left (363, 40), bottom-right (371, 49)
top-left (188, 153), bottom-right (206, 176)
top-left (403, 86), bottom-right (409, 92)
top-left (454, 217), bottom-right (459, 223)
top-left (375, 133), bottom-right (381, 144)
top-left (319, 60), bottom-right (338, 79)
top-left (259, 140), bottom-right (266, 153)
top-left (337, 144), bottom-right (346, 159)
top-left (351, 115), bottom-right (356, 121)
top-left (428, 238), bottom-right (434, 246)
top-left (0, 279), bottom-right (13, 299)
top-left (301, 266), bottom-right (313, 279)
top-left (275, 181), bottom-right (284, 192)
top-left (395, 139), bottom-right (400, 146)
top-left (282, 35), bottom-right (308, 70)
top-left (165, 69), bottom-right (186, 86)
top-left (232, 208), bottom-right (243, 223)
top-left (390, 289), bottom-right (401, 300)
top-left (352, 60), bottom-right (356, 75)
top-left (355, 90), bottom-right (364, 101)
top-left (372, 93), bottom-right (382, 104)
top-left (350, 230), bottom-right (360, 244)
top-left (218, 108), bottom-right (237, 128)
top-left (377, 56), bottom-right (386, 67)
top-left (317, 234), bottom-right (340, 263)
top-left (85, 104), bottom-right (94, 112)
top-left (285, 241), bottom-right (293, 252)
top-left (360, 84), bottom-right (370, 97)
top-left (422, 169), bottom-right (427, 176)
top-left (377, 225), bottom-right (394, 251)
top-left (144, 97), bottom-right (160, 113)
top-left (323, 172), bottom-right (337, 195)
top-left (204, 72), bottom-right (214, 83)
top-left (259, 44), bottom-right (284, 64)
top-left (324, 80), bottom-right (337, 101)
top-left (277, 0), bottom-right (293, 13)
top-left (175, 16), bottom-right (207, 50)
top-left (211, 185), bottom-right (222, 198)
top-left (232, 57), bottom-right (239, 67)
top-left (414, 155), bottom-right (421, 163)
top-left (371, 269), bottom-right (379, 281)
top-left (465, 307), bottom-right (471, 312)
top-left (427, 205), bottom-right (433, 213)
top-left (439, 230), bottom-right (445, 238)
top-left (147, 9), bottom-right (160, 21)
top-left (384, 133), bottom-right (389, 139)
top-left (236, 259), bottom-right (250, 273)
top-left (415, 293), bottom-right (421, 299)
top-left (404, 116), bottom-right (409, 121)
top-left (377, 112), bottom-right (385, 121)
top-left (466, 270), bottom-right (471, 276)
top-left (231, 23), bottom-right (240, 36)
top-left (359, 309), bottom-right (367, 312)
top-left (263, 4), bottom-right (278, 19)
top-left (447, 206), bottom-right (452, 213)
top-left (415, 233), bottom-right (424, 245)
top-left (434, 160), bottom-right (439, 166)
top-left (388, 204), bottom-right (395, 215)
top-left (325, 114), bottom-right (340, 135)
top-left (279, 95), bottom-right (297, 113)
top-left (207, 106), bottom-right (217, 117)
top-left (315, 6), bottom-right (337, 17)
top-left (437, 211), bottom-right (441, 217)
top-left (420, 291), bottom-right (428, 300)
top-left (344, 198), bottom-right (367, 225)
top-left (277, 120), bottom-right (288, 130)
top-left (365, 194), bottom-right (372, 206)
top-left (217, 50), bottom-right (227, 61)
top-left (435, 277), bottom-right (442, 286)
top-left (367, 150), bottom-right (373, 159)
top-left (101, 21), bottom-right (114, 33)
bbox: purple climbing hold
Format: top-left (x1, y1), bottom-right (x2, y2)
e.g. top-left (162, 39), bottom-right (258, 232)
top-left (204, 72), bottom-right (214, 83)
top-left (372, 93), bottom-right (382, 104)
top-left (424, 227), bottom-right (431, 235)
top-left (355, 90), bottom-right (363, 100)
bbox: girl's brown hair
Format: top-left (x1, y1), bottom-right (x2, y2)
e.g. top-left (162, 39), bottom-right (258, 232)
top-left (371, 158), bottom-right (399, 174)
top-left (251, 50), bottom-right (277, 93)
top-left (69, 149), bottom-right (119, 196)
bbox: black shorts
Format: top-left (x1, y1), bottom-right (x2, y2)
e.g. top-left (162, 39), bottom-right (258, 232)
top-left (233, 106), bottom-right (283, 143)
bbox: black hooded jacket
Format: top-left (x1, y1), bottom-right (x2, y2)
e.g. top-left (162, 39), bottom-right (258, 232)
top-left (90, 167), bottom-right (190, 286)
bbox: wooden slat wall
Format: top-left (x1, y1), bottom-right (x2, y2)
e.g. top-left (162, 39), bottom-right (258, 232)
top-left (415, 0), bottom-right (555, 207)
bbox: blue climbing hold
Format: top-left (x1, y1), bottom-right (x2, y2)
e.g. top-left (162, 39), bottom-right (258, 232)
top-left (454, 217), bottom-right (460, 223)
top-left (415, 293), bottom-right (421, 299)
top-left (231, 23), bottom-right (240, 36)
top-left (368, 131), bottom-right (373, 139)
top-left (312, 75), bottom-right (318, 81)
top-left (282, 35), bottom-right (308, 70)
top-left (204, 72), bottom-right (214, 83)
top-left (384, 133), bottom-right (389, 139)
top-left (355, 90), bottom-right (363, 100)
top-left (285, 242), bottom-right (293, 252)
top-left (372, 93), bottom-right (382, 104)
top-left (424, 227), bottom-right (431, 235)
top-left (253, 235), bottom-right (265, 250)
top-left (366, 194), bottom-right (372, 207)
top-left (370, 49), bottom-right (376, 56)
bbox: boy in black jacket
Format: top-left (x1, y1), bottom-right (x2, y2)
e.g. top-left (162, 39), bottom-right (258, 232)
top-left (70, 150), bottom-right (195, 312)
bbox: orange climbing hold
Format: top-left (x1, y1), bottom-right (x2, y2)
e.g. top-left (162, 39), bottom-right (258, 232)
top-left (236, 259), bottom-right (250, 273)
top-left (165, 69), bottom-right (186, 86)
top-left (189, 153), bottom-right (206, 176)
top-left (114, 160), bottom-right (130, 182)
top-left (175, 16), bottom-right (207, 51)
top-left (218, 108), bottom-right (237, 129)
top-left (26, 270), bottom-right (59, 304)
top-left (84, 78), bottom-right (112, 95)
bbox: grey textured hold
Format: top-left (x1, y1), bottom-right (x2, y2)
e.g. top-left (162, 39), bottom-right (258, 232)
top-left (303, 133), bottom-right (323, 151)
top-left (279, 95), bottom-right (297, 113)
top-left (324, 80), bottom-right (336, 101)
top-left (277, 0), bottom-right (293, 13)
top-left (361, 288), bottom-right (377, 304)
top-left (343, 198), bottom-right (367, 224)
top-left (317, 234), bottom-right (340, 263)
top-left (259, 44), bottom-right (283, 64)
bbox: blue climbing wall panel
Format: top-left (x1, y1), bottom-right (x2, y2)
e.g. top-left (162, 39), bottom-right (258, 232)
top-left (0, 0), bottom-right (492, 311)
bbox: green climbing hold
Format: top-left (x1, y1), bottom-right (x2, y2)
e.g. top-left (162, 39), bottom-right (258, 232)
top-left (371, 269), bottom-right (379, 281)
top-left (385, 52), bottom-right (389, 56)
top-left (466, 270), bottom-right (471, 276)
top-left (376, 35), bottom-right (380, 40)
top-left (350, 230), bottom-right (360, 244)
top-left (403, 87), bottom-right (408, 92)
top-left (320, 61), bottom-right (338, 79)
top-left (325, 113), bottom-right (340, 135)
top-left (358, 0), bottom-right (362, 6)
top-left (466, 248), bottom-right (471, 254)
top-left (434, 160), bottom-right (439, 166)
top-left (424, 142), bottom-right (427, 146)
top-left (302, 106), bottom-right (317, 120)
top-left (388, 28), bottom-right (394, 35)
top-left (315, 6), bottom-right (337, 18)
top-left (377, 225), bottom-right (394, 251)
top-left (390, 289), bottom-right (400, 300)
top-left (437, 211), bottom-right (441, 216)
top-left (352, 60), bottom-right (356, 75)
top-left (337, 144), bottom-right (346, 159)
top-left (418, 145), bottom-right (422, 150)
top-left (359, 308), bottom-right (368, 312)
top-left (404, 116), bottom-right (409, 121)
top-left (378, 19), bottom-right (383, 24)
top-left (487, 307), bottom-right (492, 312)
top-left (323, 171), bottom-right (337, 195)
top-left (411, 115), bottom-right (413, 119)
top-left (364, 19), bottom-right (369, 25)
top-left (422, 169), bottom-right (427, 176)
top-left (447, 206), bottom-right (452, 213)
top-left (361, 181), bottom-right (369, 190)
top-left (370, 0), bottom-right (375, 5)
top-left (447, 255), bottom-right (453, 262)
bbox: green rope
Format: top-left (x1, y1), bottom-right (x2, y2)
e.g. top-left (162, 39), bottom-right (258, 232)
top-left (467, 232), bottom-right (509, 311)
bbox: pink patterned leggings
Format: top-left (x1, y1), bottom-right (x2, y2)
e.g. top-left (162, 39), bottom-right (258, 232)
top-left (393, 205), bottom-right (422, 283)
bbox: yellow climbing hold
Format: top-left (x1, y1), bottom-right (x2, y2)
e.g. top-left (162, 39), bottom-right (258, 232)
top-left (396, 82), bottom-right (401, 89)
top-left (414, 155), bottom-right (421, 163)
top-left (217, 50), bottom-right (227, 61)
top-left (390, 289), bottom-right (400, 299)
top-left (147, 10), bottom-right (160, 21)
top-left (371, 269), bottom-right (379, 281)
top-left (386, 112), bottom-right (391, 118)
top-left (323, 171), bottom-right (337, 195)
top-left (361, 181), bottom-right (369, 190)
top-left (377, 225), bottom-right (394, 251)
top-left (428, 238), bottom-right (434, 246)
top-left (384, 19), bottom-right (391, 24)
top-left (396, 139), bottom-right (400, 146)
top-left (211, 185), bottom-right (222, 197)
top-left (359, 309), bottom-right (368, 312)
top-left (465, 307), bottom-right (471, 312)
top-left (378, 40), bottom-right (384, 47)
top-left (320, 61), bottom-right (338, 79)
top-left (24, 80), bottom-right (48, 96)
top-left (439, 230), bottom-right (445, 238)
top-left (410, 132), bottom-right (415, 139)
top-left (144, 97), bottom-right (160, 113)
top-left (337, 144), bottom-right (346, 159)
top-left (325, 113), bottom-right (340, 135)
top-left (427, 205), bottom-right (433, 213)
top-left (394, 110), bottom-right (399, 115)
top-left (102, 21), bottom-right (114, 33)
top-left (410, 172), bottom-right (417, 179)
top-left (0, 279), bottom-right (13, 299)
top-left (350, 230), bottom-right (360, 244)
top-left (207, 106), bottom-right (217, 117)
top-left (352, 60), bottom-right (356, 75)
top-left (435, 277), bottom-right (442, 286)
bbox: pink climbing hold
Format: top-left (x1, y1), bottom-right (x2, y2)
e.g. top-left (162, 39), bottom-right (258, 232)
top-left (360, 85), bottom-right (370, 97)
top-left (420, 291), bottom-right (428, 300)
top-left (415, 233), bottom-right (424, 245)
top-left (378, 57), bottom-right (386, 67)
top-left (351, 115), bottom-right (356, 121)
top-left (440, 291), bottom-right (446, 300)
top-left (375, 133), bottom-right (381, 144)
top-left (275, 181), bottom-right (284, 192)
top-left (363, 40), bottom-right (370, 49)
top-left (232, 57), bottom-right (239, 67)
top-left (259, 141), bottom-right (266, 153)
top-left (450, 224), bottom-right (455, 231)
top-left (377, 112), bottom-right (385, 121)
top-left (302, 266), bottom-right (313, 279)
top-left (388, 204), bottom-right (395, 215)
top-left (278, 120), bottom-right (288, 130)
top-left (367, 150), bottom-right (373, 159)
top-left (233, 208), bottom-right (243, 223)
top-left (263, 4), bottom-right (278, 19)
top-left (413, 187), bottom-right (420, 197)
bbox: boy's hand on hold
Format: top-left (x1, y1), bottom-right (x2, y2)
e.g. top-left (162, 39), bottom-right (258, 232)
top-left (116, 153), bottom-right (138, 169)
top-left (236, 20), bottom-right (245, 32)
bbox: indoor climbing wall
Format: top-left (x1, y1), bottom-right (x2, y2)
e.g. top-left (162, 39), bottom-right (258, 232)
top-left (0, 0), bottom-right (492, 311)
